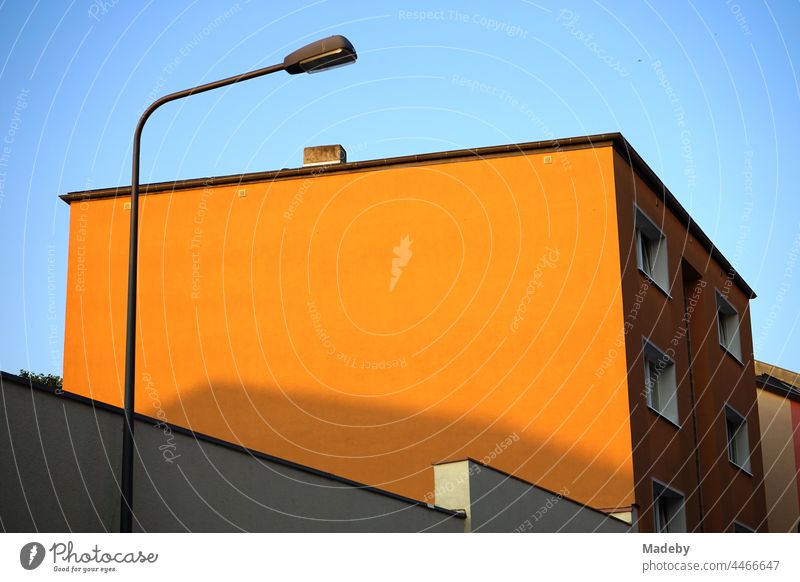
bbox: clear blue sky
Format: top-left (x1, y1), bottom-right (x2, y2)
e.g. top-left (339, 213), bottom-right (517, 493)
top-left (0, 0), bottom-right (798, 376)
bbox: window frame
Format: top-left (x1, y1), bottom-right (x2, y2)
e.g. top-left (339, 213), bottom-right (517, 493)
top-left (715, 290), bottom-right (743, 363)
top-left (652, 480), bottom-right (687, 533)
top-left (634, 205), bottom-right (671, 296)
top-left (725, 404), bottom-right (752, 474)
top-left (642, 337), bottom-right (680, 426)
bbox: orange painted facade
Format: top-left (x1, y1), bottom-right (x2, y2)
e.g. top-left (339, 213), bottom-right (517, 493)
top-left (61, 134), bottom-right (767, 529)
top-left (63, 142), bottom-right (634, 509)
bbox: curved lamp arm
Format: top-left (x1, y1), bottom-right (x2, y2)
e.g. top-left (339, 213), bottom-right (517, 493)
top-left (120, 61), bottom-right (286, 534)
top-left (120, 34), bottom-right (357, 533)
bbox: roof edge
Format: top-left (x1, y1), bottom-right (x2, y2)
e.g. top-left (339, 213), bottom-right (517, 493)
top-left (610, 136), bottom-right (756, 299)
top-left (59, 132), bottom-right (622, 203)
top-left (755, 373), bottom-right (800, 403)
top-left (58, 131), bottom-right (755, 299)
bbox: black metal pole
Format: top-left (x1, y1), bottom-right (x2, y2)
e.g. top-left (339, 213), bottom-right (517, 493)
top-left (120, 62), bottom-right (286, 532)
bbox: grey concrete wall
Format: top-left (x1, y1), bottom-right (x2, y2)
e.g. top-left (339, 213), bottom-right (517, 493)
top-left (0, 380), bottom-right (120, 532)
top-left (468, 462), bottom-right (631, 532)
top-left (434, 460), bottom-right (631, 533)
top-left (0, 374), bottom-right (463, 532)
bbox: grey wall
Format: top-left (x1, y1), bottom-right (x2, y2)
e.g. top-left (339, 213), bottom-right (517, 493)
top-left (467, 461), bottom-right (631, 533)
top-left (0, 379), bottom-right (120, 532)
top-left (433, 460), bottom-right (632, 533)
top-left (0, 374), bottom-right (463, 532)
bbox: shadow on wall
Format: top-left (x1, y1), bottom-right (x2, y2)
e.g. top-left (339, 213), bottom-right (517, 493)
top-left (149, 378), bottom-right (632, 507)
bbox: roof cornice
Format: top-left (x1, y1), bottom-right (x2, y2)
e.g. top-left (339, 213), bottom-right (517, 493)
top-left (58, 132), bottom-right (755, 298)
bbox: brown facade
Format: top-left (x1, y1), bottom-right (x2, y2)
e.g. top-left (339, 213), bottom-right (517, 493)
top-left (613, 147), bottom-right (767, 532)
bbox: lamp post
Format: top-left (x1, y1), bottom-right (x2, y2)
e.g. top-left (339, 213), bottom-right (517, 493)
top-left (120, 35), bottom-right (357, 533)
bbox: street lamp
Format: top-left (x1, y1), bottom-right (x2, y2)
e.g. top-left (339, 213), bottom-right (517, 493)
top-left (120, 35), bottom-right (357, 533)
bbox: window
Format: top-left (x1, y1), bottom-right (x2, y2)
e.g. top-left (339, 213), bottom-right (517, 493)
top-left (716, 291), bottom-right (742, 361)
top-left (653, 481), bottom-right (686, 533)
top-left (643, 339), bottom-right (679, 424)
top-left (725, 406), bottom-right (751, 472)
top-left (635, 207), bottom-right (669, 292)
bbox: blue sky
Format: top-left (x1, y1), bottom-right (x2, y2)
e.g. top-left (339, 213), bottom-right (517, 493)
top-left (0, 0), bottom-right (798, 376)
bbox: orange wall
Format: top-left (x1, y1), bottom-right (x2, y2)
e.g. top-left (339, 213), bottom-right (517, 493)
top-left (63, 146), bottom-right (634, 507)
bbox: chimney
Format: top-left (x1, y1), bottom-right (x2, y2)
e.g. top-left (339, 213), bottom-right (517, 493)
top-left (303, 144), bottom-right (347, 167)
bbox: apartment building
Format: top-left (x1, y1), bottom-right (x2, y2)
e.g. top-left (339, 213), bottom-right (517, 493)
top-left (59, 132), bottom-right (766, 532)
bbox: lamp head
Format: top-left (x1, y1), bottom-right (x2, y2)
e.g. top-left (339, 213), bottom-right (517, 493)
top-left (283, 35), bottom-right (357, 74)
